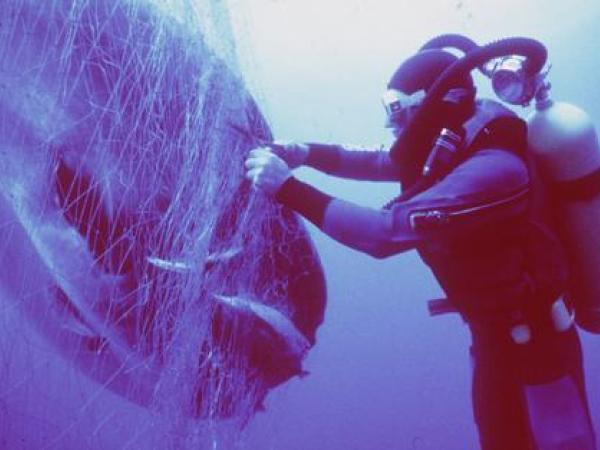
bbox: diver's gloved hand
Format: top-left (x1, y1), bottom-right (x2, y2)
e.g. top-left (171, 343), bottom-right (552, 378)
top-left (245, 147), bottom-right (292, 195)
top-left (269, 141), bottom-right (309, 169)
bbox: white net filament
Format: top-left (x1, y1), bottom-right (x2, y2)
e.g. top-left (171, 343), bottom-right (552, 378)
top-left (0, 0), bottom-right (326, 447)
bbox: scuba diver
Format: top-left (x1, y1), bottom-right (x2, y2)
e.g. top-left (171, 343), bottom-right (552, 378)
top-left (244, 35), bottom-right (600, 449)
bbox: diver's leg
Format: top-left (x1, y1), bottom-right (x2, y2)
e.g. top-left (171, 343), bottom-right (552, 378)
top-left (470, 327), bottom-right (535, 450)
top-left (519, 326), bottom-right (596, 450)
top-left (471, 320), bottom-right (597, 450)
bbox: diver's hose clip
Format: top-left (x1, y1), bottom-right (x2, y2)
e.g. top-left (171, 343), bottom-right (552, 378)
top-left (510, 296), bottom-right (574, 345)
top-left (422, 128), bottom-right (464, 179)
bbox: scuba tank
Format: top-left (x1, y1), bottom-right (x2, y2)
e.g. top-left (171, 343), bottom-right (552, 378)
top-left (488, 50), bottom-right (600, 333)
top-left (391, 35), bottom-right (600, 334)
top-left (527, 88), bottom-right (600, 333)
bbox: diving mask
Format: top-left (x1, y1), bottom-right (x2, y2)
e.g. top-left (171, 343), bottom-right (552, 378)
top-left (382, 89), bottom-right (425, 131)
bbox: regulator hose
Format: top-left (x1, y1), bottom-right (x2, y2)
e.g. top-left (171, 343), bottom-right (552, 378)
top-left (419, 33), bottom-right (488, 76)
top-left (420, 33), bottom-right (479, 54)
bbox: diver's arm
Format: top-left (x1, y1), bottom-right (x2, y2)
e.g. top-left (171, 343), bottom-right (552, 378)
top-left (272, 142), bottom-right (400, 181)
top-left (273, 148), bottom-right (530, 258)
top-left (246, 147), bottom-right (529, 258)
top-left (245, 148), bottom-right (413, 256)
top-left (275, 178), bottom-right (417, 257)
top-left (387, 149), bottom-right (530, 241)
top-left (304, 143), bottom-right (401, 181)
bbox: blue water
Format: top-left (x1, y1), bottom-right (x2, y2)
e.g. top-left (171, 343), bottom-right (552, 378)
top-left (1, 0), bottom-right (600, 448)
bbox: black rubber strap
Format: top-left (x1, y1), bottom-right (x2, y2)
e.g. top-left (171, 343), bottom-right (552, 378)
top-left (428, 298), bottom-right (459, 316)
top-left (551, 167), bottom-right (600, 202)
top-left (305, 143), bottom-right (342, 174)
top-left (276, 177), bottom-right (333, 228)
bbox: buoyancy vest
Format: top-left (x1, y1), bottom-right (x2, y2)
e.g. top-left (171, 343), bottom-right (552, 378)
top-left (413, 99), bottom-right (568, 323)
top-left (394, 99), bottom-right (528, 202)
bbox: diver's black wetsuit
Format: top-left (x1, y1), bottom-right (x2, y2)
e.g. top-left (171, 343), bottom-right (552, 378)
top-left (275, 100), bottom-right (597, 448)
top-left (387, 148), bottom-right (593, 448)
top-left (385, 102), bottom-right (596, 449)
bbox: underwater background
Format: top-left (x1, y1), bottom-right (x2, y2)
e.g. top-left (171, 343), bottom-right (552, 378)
top-left (0, 0), bottom-right (599, 449)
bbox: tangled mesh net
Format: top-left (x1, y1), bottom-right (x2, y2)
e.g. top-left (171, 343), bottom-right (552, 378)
top-left (0, 0), bottom-right (325, 447)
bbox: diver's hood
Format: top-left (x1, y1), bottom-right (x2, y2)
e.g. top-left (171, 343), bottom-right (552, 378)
top-left (386, 49), bottom-right (476, 189)
top-left (394, 89), bottom-right (475, 190)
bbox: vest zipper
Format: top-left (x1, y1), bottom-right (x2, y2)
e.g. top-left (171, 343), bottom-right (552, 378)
top-left (410, 186), bottom-right (529, 231)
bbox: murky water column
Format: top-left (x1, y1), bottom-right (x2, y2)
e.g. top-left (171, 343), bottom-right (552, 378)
top-left (0, 1), bottom-right (326, 448)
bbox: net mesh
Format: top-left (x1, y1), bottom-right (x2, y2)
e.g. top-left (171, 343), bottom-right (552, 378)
top-left (0, 0), bottom-right (326, 447)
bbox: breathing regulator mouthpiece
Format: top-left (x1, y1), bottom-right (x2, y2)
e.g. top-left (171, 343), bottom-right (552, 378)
top-left (488, 55), bottom-right (551, 106)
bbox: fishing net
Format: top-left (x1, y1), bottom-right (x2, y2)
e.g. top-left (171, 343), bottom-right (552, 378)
top-left (0, 0), bottom-right (326, 447)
